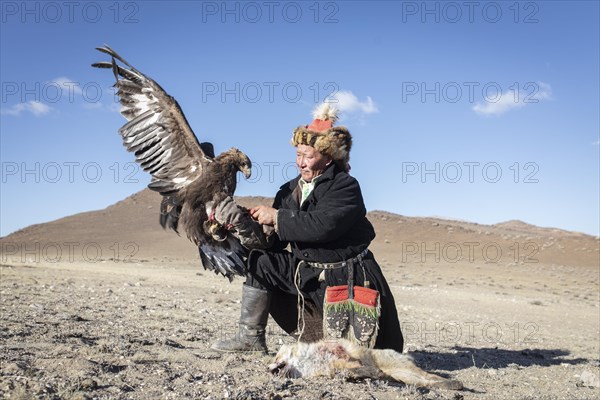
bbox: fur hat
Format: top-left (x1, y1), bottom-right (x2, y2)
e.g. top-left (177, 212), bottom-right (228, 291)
top-left (291, 103), bottom-right (352, 172)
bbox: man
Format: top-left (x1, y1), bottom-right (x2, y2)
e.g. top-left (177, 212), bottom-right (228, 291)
top-left (211, 104), bottom-right (404, 353)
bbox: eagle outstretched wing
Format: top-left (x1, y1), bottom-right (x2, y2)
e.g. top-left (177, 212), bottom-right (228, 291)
top-left (92, 45), bottom-right (208, 195)
top-left (92, 45), bottom-right (264, 281)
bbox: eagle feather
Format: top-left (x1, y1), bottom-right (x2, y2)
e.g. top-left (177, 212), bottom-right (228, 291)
top-left (312, 102), bottom-right (339, 123)
top-left (92, 45), bottom-right (253, 281)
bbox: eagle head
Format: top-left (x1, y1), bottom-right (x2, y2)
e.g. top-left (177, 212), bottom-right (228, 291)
top-left (231, 148), bottom-right (252, 179)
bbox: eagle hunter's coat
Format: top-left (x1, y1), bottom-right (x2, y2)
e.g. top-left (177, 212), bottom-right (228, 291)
top-left (247, 163), bottom-right (404, 352)
top-left (92, 46), bottom-right (258, 280)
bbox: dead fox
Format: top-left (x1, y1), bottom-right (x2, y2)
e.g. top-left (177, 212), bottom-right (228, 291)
top-left (269, 339), bottom-right (463, 390)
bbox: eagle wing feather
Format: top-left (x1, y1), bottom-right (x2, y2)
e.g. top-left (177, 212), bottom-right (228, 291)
top-left (92, 45), bottom-right (209, 195)
top-left (93, 45), bottom-right (255, 281)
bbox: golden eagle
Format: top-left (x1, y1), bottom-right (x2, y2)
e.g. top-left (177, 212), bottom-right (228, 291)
top-left (92, 45), bottom-right (260, 280)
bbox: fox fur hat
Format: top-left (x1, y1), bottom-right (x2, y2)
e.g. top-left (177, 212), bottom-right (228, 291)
top-left (292, 103), bottom-right (352, 172)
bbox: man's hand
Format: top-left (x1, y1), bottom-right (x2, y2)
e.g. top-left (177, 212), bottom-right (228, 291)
top-left (250, 205), bottom-right (277, 226)
top-left (213, 197), bottom-right (271, 249)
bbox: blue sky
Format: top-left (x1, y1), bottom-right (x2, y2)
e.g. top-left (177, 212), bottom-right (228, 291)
top-left (1, 0), bottom-right (599, 237)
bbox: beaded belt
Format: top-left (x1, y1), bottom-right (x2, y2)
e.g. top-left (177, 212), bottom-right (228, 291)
top-left (305, 248), bottom-right (369, 270)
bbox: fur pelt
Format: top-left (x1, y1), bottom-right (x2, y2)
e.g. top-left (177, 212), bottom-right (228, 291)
top-left (270, 339), bottom-right (463, 390)
top-left (291, 126), bottom-right (352, 172)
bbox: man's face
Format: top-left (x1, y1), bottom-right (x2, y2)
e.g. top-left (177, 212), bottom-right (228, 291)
top-left (296, 144), bottom-right (332, 182)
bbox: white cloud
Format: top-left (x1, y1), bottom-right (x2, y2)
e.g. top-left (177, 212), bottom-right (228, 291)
top-left (51, 76), bottom-right (83, 96)
top-left (473, 81), bottom-right (552, 116)
top-left (535, 82), bottom-right (553, 100)
top-left (54, 77), bottom-right (119, 111)
top-left (50, 77), bottom-right (120, 112)
top-left (0, 76), bottom-right (112, 117)
top-left (326, 90), bottom-right (379, 116)
top-left (81, 100), bottom-right (122, 113)
top-left (1, 101), bottom-right (53, 117)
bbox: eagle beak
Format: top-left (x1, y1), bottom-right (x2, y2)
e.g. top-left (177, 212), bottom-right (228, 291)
top-left (242, 167), bottom-right (252, 179)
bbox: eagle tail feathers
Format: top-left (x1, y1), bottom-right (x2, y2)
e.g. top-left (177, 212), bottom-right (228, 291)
top-left (198, 236), bottom-right (247, 281)
top-left (159, 196), bottom-right (181, 232)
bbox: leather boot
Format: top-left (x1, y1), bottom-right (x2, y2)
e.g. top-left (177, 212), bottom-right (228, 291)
top-left (210, 285), bottom-right (271, 353)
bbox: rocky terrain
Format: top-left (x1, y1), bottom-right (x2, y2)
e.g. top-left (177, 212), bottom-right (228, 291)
top-left (1, 189), bottom-right (598, 399)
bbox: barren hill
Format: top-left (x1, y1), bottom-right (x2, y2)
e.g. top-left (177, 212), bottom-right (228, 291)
top-left (1, 189), bottom-right (598, 268)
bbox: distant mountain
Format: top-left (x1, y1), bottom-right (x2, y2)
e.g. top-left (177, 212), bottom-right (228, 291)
top-left (1, 189), bottom-right (598, 268)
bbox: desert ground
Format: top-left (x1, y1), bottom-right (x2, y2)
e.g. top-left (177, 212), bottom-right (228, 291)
top-left (1, 189), bottom-right (599, 399)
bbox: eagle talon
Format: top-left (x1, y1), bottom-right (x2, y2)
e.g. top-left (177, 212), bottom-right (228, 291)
top-left (204, 219), bottom-right (228, 241)
top-left (212, 232), bottom-right (228, 242)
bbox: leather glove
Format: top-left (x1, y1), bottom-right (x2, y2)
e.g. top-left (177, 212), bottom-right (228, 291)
top-left (214, 197), bottom-right (272, 250)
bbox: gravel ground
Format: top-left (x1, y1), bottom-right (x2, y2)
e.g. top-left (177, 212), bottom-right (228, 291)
top-left (1, 258), bottom-right (598, 399)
